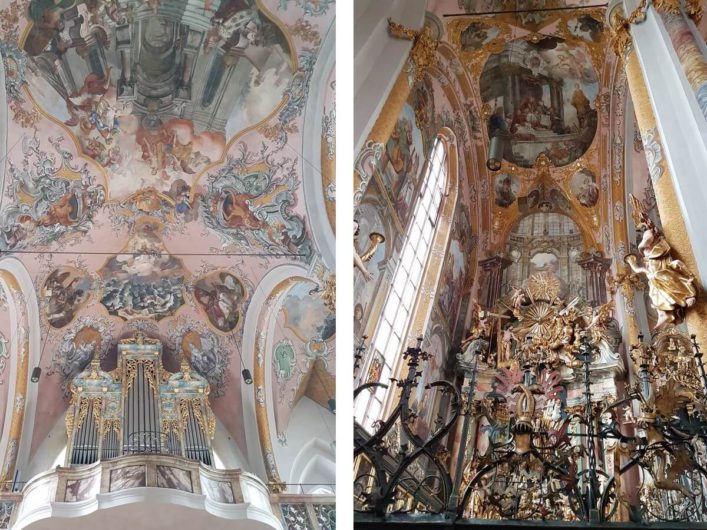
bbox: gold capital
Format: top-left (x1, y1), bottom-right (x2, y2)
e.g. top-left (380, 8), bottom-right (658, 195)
top-left (653, 0), bottom-right (703, 23)
top-left (387, 19), bottom-right (439, 85)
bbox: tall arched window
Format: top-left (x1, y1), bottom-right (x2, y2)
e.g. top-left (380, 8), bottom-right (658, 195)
top-left (355, 137), bottom-right (449, 431)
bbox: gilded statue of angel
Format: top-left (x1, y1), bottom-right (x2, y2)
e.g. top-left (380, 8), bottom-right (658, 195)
top-left (624, 194), bottom-right (696, 327)
top-left (467, 299), bottom-right (491, 338)
top-left (587, 301), bottom-right (614, 345)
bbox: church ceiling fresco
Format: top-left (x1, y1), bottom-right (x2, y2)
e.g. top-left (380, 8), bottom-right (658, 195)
top-left (98, 218), bottom-right (187, 320)
top-left (1, 133), bottom-right (106, 252)
top-left (569, 167), bottom-right (598, 207)
top-left (193, 270), bottom-right (245, 332)
top-left (199, 144), bottom-right (312, 257)
top-left (20, 0), bottom-right (294, 198)
top-left (481, 37), bottom-right (599, 168)
top-left (428, 3), bottom-right (614, 259)
top-left (41, 265), bottom-right (93, 327)
top-left (0, 0), bottom-right (335, 464)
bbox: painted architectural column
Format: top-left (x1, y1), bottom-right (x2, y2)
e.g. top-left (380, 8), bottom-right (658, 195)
top-left (178, 29), bottom-right (202, 99)
top-left (577, 252), bottom-right (612, 306)
top-left (478, 255), bottom-right (512, 310)
top-left (608, 0), bottom-right (707, 355)
top-left (655, 3), bottom-right (707, 120)
top-left (181, 52), bottom-right (196, 88)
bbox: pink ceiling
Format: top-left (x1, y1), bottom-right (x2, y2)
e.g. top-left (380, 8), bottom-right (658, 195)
top-left (0, 0), bottom-right (335, 464)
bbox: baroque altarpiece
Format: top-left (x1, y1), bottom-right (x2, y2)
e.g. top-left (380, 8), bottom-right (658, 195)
top-left (354, 0), bottom-right (707, 526)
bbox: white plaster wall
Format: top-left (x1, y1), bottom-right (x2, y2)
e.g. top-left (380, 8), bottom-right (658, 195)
top-left (354, 0), bottom-right (427, 153)
top-left (211, 416), bottom-right (248, 471)
top-left (23, 412), bottom-right (67, 482)
top-left (272, 397), bottom-right (335, 494)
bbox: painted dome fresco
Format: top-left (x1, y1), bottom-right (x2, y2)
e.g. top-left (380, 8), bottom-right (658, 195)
top-left (18, 0), bottom-right (296, 198)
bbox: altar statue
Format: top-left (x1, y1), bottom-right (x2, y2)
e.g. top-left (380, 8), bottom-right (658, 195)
top-left (458, 335), bottom-right (490, 366)
top-left (625, 194), bottom-right (697, 327)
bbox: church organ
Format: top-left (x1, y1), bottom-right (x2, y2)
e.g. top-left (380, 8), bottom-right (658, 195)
top-left (65, 333), bottom-right (215, 467)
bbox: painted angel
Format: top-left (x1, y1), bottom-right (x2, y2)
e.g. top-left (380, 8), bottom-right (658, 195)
top-left (624, 194), bottom-right (696, 327)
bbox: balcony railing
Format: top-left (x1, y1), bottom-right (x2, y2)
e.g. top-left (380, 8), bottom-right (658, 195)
top-left (0, 453), bottom-right (280, 529)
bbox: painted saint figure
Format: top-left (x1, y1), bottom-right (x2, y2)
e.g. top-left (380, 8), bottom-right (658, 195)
top-left (571, 83), bottom-right (592, 129)
top-left (194, 272), bottom-right (245, 332)
top-left (571, 169), bottom-right (599, 207)
top-left (495, 174), bottom-right (517, 208)
top-left (43, 269), bottom-right (92, 328)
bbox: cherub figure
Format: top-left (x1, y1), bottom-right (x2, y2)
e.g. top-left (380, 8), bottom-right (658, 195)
top-left (624, 194), bottom-right (696, 327)
top-left (510, 284), bottom-right (527, 309)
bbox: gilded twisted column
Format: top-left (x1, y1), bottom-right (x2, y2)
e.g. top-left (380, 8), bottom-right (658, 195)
top-left (608, 2), bottom-right (707, 353)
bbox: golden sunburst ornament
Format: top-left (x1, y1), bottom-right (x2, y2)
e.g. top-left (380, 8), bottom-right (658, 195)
top-left (522, 301), bottom-right (556, 338)
top-left (525, 272), bottom-right (561, 302)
